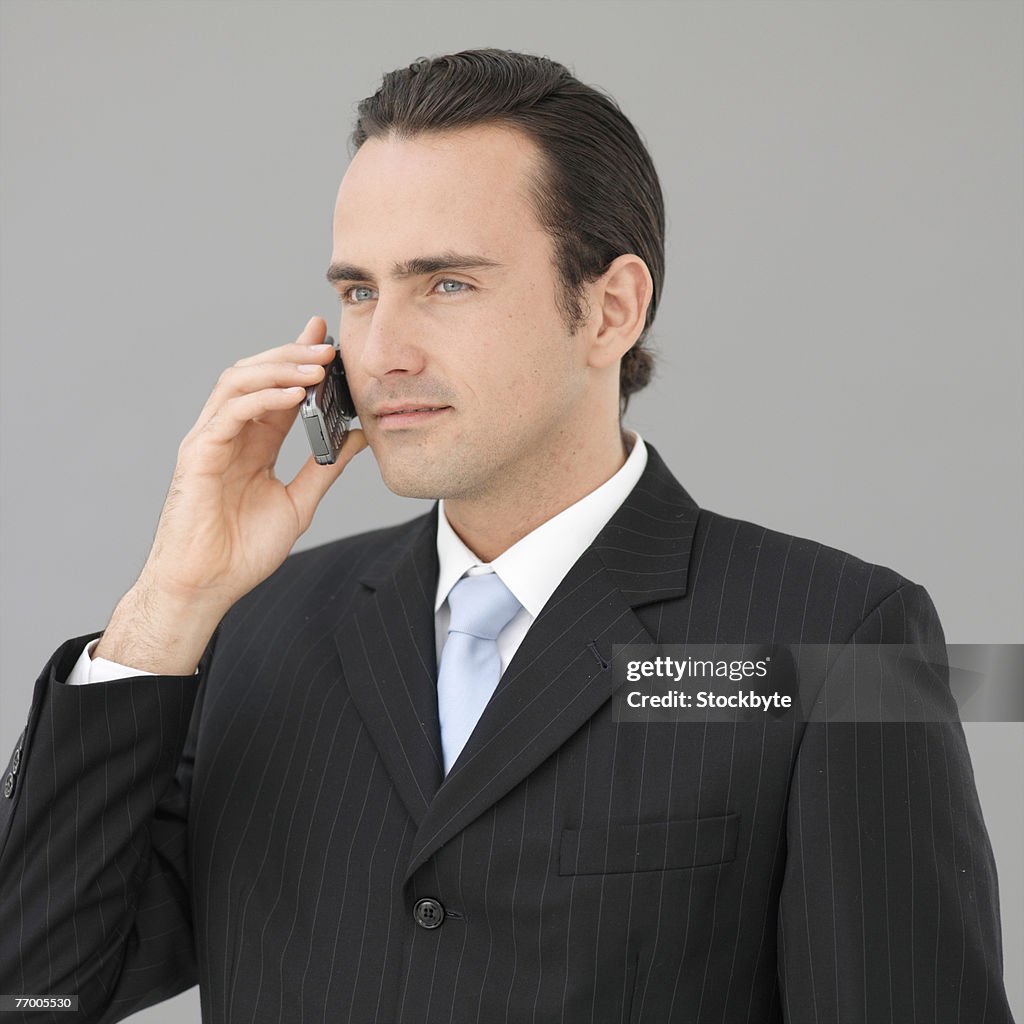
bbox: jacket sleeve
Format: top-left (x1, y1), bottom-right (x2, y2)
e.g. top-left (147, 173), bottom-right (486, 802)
top-left (777, 584), bottom-right (1014, 1023)
top-left (0, 629), bottom-right (216, 1023)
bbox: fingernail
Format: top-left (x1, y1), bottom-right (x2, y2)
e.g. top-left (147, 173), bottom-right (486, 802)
top-left (297, 364), bottom-right (318, 374)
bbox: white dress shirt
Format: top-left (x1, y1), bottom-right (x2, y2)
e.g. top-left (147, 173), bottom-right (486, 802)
top-left (67, 434), bottom-right (648, 684)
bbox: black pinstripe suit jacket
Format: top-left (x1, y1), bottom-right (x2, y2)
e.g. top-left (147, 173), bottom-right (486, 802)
top-left (0, 444), bottom-right (1012, 1023)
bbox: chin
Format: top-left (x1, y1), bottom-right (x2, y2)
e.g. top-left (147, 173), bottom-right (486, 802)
top-left (380, 474), bottom-right (446, 501)
top-left (374, 450), bottom-right (459, 501)
top-left (374, 444), bottom-right (490, 501)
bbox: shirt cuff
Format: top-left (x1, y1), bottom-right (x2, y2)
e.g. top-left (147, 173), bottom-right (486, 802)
top-left (65, 637), bottom-right (159, 684)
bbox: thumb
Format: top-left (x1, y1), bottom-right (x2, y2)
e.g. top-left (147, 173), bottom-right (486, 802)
top-left (286, 428), bottom-right (368, 534)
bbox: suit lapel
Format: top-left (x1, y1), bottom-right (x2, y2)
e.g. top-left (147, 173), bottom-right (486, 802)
top-left (404, 445), bottom-right (699, 881)
top-left (333, 508), bottom-right (445, 825)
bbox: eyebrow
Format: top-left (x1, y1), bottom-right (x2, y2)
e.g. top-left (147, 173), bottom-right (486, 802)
top-left (325, 252), bottom-right (504, 286)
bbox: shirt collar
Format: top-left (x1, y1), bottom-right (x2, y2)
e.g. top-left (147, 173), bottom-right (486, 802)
top-left (435, 432), bottom-right (648, 617)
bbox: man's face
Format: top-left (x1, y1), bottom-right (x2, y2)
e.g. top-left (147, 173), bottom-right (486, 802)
top-left (328, 125), bottom-right (594, 502)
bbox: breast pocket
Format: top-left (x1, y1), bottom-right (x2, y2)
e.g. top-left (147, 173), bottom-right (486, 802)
top-left (558, 813), bottom-right (738, 875)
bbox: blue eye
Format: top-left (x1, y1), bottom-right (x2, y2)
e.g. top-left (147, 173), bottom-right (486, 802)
top-left (343, 285), bottom-right (377, 303)
top-left (435, 280), bottom-right (474, 295)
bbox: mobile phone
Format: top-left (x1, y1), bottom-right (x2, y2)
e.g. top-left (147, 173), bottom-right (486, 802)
top-left (300, 334), bottom-right (356, 465)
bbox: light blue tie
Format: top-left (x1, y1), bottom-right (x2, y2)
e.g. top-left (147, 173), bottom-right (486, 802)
top-left (437, 572), bottom-right (521, 775)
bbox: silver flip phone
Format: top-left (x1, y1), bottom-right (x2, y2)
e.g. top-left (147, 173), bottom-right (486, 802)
top-left (300, 335), bottom-right (356, 465)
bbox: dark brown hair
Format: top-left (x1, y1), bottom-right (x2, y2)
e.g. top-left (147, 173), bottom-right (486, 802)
top-left (350, 48), bottom-right (664, 411)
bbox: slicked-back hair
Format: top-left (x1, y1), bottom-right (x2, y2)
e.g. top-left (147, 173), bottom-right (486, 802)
top-left (350, 48), bottom-right (665, 412)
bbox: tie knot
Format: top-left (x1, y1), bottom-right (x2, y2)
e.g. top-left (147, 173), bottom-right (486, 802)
top-left (446, 572), bottom-right (521, 641)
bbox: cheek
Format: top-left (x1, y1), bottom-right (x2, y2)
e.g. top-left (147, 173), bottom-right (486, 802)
top-left (471, 338), bottom-right (574, 425)
top-left (471, 313), bottom-right (551, 397)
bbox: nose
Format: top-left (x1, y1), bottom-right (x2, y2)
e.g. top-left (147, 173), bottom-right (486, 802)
top-left (354, 298), bottom-right (427, 381)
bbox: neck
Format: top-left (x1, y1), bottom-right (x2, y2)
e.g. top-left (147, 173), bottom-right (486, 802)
top-left (443, 425), bottom-right (631, 563)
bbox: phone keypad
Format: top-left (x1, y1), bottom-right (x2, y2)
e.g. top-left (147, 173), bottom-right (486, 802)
top-left (323, 362), bottom-right (346, 446)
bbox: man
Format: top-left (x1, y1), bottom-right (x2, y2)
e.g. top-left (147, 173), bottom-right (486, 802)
top-left (0, 49), bottom-right (1012, 1023)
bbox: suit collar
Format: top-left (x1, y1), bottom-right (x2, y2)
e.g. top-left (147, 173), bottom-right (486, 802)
top-left (333, 442), bottom-right (700, 867)
top-left (354, 442), bottom-right (697, 605)
top-left (586, 441), bottom-right (698, 607)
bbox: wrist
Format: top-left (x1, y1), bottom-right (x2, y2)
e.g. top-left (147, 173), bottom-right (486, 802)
top-left (94, 580), bottom-right (224, 676)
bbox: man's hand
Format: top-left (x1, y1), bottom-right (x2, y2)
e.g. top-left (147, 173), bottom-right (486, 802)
top-left (94, 316), bottom-right (366, 675)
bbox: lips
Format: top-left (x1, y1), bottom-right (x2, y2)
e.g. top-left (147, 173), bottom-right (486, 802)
top-left (373, 404), bottom-right (452, 428)
top-left (374, 404), bottom-right (449, 416)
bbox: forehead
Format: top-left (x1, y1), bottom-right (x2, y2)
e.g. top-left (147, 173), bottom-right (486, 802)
top-left (332, 125), bottom-right (549, 258)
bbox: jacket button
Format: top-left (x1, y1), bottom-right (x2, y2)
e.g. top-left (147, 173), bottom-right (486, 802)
top-left (3, 773), bottom-right (13, 799)
top-left (413, 897), bottom-right (445, 929)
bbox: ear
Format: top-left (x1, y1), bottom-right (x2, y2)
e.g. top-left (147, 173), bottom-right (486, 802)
top-left (584, 254), bottom-right (653, 370)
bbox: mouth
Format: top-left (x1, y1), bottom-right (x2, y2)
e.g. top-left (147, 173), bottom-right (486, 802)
top-left (373, 404), bottom-right (452, 429)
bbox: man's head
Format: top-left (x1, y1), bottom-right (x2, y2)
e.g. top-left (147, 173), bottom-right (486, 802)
top-left (349, 49), bottom-right (665, 409)
top-left (328, 49), bottom-right (664, 507)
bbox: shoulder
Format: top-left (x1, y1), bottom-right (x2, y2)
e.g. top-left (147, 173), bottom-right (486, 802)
top-left (692, 505), bottom-right (909, 595)
top-left (633, 443), bottom-right (926, 639)
top-left (682, 505), bottom-right (932, 643)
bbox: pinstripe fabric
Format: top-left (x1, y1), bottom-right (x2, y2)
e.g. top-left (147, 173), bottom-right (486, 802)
top-left (0, 444), bottom-right (1012, 1022)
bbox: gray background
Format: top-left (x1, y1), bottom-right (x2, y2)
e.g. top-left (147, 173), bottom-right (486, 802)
top-left (1, 1), bottom-right (1020, 1019)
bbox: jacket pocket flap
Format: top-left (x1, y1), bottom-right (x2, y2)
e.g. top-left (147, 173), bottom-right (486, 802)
top-left (559, 813), bottom-right (738, 875)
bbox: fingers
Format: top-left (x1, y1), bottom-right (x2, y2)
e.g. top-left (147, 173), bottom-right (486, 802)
top-left (231, 339), bottom-right (337, 371)
top-left (211, 358), bottom-right (331, 404)
top-left (195, 317), bottom-right (339, 432)
top-left (234, 315), bottom-right (328, 366)
top-left (197, 385), bottom-right (310, 448)
top-left (287, 428), bottom-right (369, 534)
